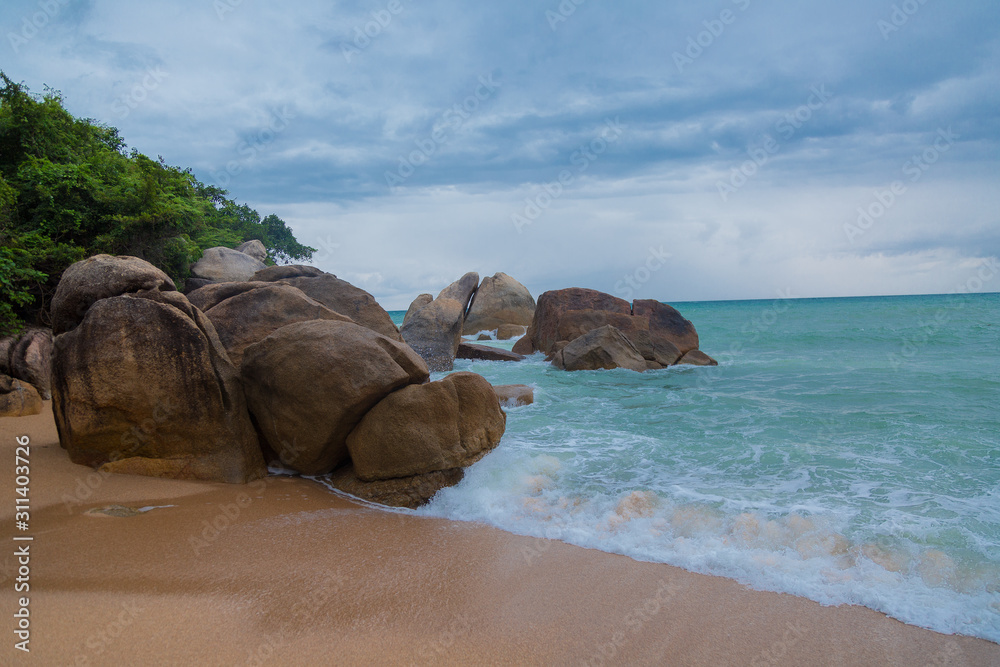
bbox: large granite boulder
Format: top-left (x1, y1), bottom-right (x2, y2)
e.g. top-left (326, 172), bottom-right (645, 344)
top-left (552, 325), bottom-right (648, 372)
top-left (633, 300), bottom-right (699, 355)
top-left (497, 324), bottom-right (528, 340)
top-left (402, 294), bottom-right (433, 327)
top-left (0, 375), bottom-right (43, 418)
top-left (186, 281), bottom-right (273, 312)
top-left (346, 371), bottom-right (505, 482)
top-left (494, 384), bottom-right (534, 407)
top-left (5, 328), bottom-right (53, 400)
top-left (677, 349), bottom-right (719, 366)
top-left (236, 239), bottom-right (268, 262)
top-left (241, 320), bottom-right (429, 475)
top-left (512, 335), bottom-right (536, 355)
top-left (278, 274), bottom-right (403, 342)
top-left (528, 288), bottom-right (632, 356)
top-left (51, 290), bottom-right (265, 483)
top-left (456, 342), bottom-right (525, 362)
top-left (50, 255), bottom-right (176, 335)
top-left (399, 298), bottom-right (466, 372)
top-left (463, 273), bottom-right (536, 334)
top-left (399, 273), bottom-right (479, 372)
top-left (252, 264), bottom-right (326, 282)
top-left (201, 284), bottom-right (354, 368)
top-left (190, 246), bottom-right (266, 283)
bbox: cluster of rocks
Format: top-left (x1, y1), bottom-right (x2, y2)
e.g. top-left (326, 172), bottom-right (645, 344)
top-left (512, 288), bottom-right (717, 371)
top-left (0, 327), bottom-right (53, 417)
top-left (41, 252), bottom-right (513, 507)
top-left (400, 272), bottom-right (536, 371)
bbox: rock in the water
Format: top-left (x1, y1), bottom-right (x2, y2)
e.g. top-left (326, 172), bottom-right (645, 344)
top-left (399, 297), bottom-right (466, 372)
top-left (7, 327), bottom-right (53, 399)
top-left (496, 324), bottom-right (528, 340)
top-left (476, 333), bottom-right (493, 341)
top-left (463, 273), bottom-right (536, 334)
top-left (203, 284), bottom-right (354, 368)
top-left (438, 272), bottom-right (479, 312)
top-left (0, 375), bottom-right (43, 418)
top-left (51, 290), bottom-right (265, 483)
top-left (236, 239), bottom-right (268, 262)
top-left (241, 320), bottom-right (429, 475)
top-left (633, 300), bottom-right (700, 355)
top-left (253, 264), bottom-right (326, 282)
top-left (50, 255), bottom-right (176, 335)
top-left (494, 384), bottom-right (534, 407)
top-left (346, 371), bottom-right (505, 482)
top-left (403, 294), bottom-right (433, 327)
top-left (324, 465), bottom-right (465, 509)
top-left (279, 274), bottom-right (403, 342)
top-left (677, 349), bottom-right (719, 366)
top-left (190, 246), bottom-right (267, 283)
top-left (528, 288), bottom-right (632, 356)
top-left (511, 335), bottom-right (536, 355)
top-left (555, 325), bottom-right (648, 372)
top-left (456, 342), bottom-right (525, 362)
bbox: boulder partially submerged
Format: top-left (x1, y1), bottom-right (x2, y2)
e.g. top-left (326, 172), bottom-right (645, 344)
top-left (463, 272), bottom-right (536, 334)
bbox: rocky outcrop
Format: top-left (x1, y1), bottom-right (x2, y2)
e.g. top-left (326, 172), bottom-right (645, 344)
top-left (236, 239), bottom-right (267, 262)
top-left (241, 320), bottom-right (429, 475)
top-left (4, 327), bottom-right (53, 399)
top-left (346, 371), bottom-right (505, 483)
top-left (252, 264), bottom-right (326, 282)
top-left (201, 284), bottom-right (354, 368)
top-left (456, 342), bottom-right (525, 362)
top-left (552, 325), bottom-right (648, 372)
top-left (494, 384), bottom-right (534, 407)
top-left (51, 289), bottom-right (266, 483)
top-left (190, 246), bottom-right (266, 283)
top-left (399, 273), bottom-right (479, 372)
top-left (277, 274), bottom-right (403, 342)
top-left (525, 288), bottom-right (711, 371)
top-left (186, 281), bottom-right (273, 312)
top-left (50, 254), bottom-right (176, 335)
top-left (497, 324), bottom-right (528, 340)
top-left (403, 294), bottom-right (433, 327)
top-left (463, 273), bottom-right (536, 334)
top-left (512, 336), bottom-right (536, 355)
top-left (0, 375), bottom-right (43, 418)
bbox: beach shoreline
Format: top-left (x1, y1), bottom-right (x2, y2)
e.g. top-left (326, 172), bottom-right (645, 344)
top-left (3, 404), bottom-right (997, 666)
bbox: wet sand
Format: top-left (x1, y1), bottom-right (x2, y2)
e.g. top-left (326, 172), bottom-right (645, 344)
top-left (3, 404), bottom-right (998, 666)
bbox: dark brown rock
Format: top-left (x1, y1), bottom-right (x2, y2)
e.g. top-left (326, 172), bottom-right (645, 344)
top-left (253, 264), bottom-right (326, 282)
top-left (512, 335), bottom-right (536, 355)
top-left (463, 273), bottom-right (535, 334)
top-left (279, 274), bottom-right (403, 342)
top-left (496, 324), bottom-right (528, 340)
top-left (323, 465), bottom-right (465, 509)
top-left (528, 288), bottom-right (632, 356)
top-left (203, 284), bottom-right (354, 368)
top-left (346, 371), bottom-right (505, 482)
top-left (50, 290), bottom-right (265, 483)
top-left (50, 255), bottom-right (176, 335)
top-left (494, 384), bottom-right (534, 407)
top-left (8, 327), bottom-right (53, 399)
top-left (456, 343), bottom-right (525, 362)
top-left (633, 300), bottom-right (700, 355)
top-left (677, 349), bottom-right (719, 366)
top-left (555, 325), bottom-right (648, 372)
top-left (0, 375), bottom-right (43, 418)
top-left (241, 320), bottom-right (429, 475)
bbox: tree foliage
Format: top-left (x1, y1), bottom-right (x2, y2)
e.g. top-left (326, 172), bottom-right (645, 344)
top-left (0, 72), bottom-right (315, 335)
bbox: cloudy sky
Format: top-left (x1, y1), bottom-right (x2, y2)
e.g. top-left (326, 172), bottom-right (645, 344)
top-left (3, 0), bottom-right (998, 308)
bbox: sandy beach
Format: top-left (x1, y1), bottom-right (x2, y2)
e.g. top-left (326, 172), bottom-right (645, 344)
top-left (3, 404), bottom-right (997, 666)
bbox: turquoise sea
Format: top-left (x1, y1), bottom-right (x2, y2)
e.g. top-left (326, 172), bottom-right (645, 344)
top-left (387, 293), bottom-right (1000, 641)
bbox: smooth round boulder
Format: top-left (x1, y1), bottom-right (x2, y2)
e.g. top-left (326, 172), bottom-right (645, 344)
top-left (252, 264), bottom-right (326, 282)
top-left (346, 371), bottom-right (505, 482)
top-left (633, 300), bottom-right (700, 355)
top-left (190, 246), bottom-right (266, 283)
top-left (528, 288), bottom-right (632, 356)
top-left (51, 290), bottom-right (265, 483)
top-left (279, 274), bottom-right (403, 342)
top-left (438, 271), bottom-right (479, 311)
top-left (399, 298), bottom-right (466, 372)
top-left (202, 284), bottom-right (354, 368)
top-left (236, 239), bottom-right (268, 262)
top-left (402, 294), bottom-right (433, 327)
top-left (0, 375), bottom-right (43, 418)
top-left (497, 324), bottom-right (528, 340)
top-left (7, 327), bottom-right (53, 399)
top-left (241, 320), bottom-right (429, 475)
top-left (50, 255), bottom-right (176, 335)
top-left (494, 384), bottom-right (534, 408)
top-left (463, 273), bottom-right (536, 334)
top-left (186, 281), bottom-right (273, 312)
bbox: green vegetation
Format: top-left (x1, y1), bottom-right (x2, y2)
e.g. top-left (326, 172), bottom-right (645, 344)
top-left (0, 72), bottom-right (315, 335)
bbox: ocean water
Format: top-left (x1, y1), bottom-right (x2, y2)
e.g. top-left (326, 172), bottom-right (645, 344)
top-left (386, 293), bottom-right (1000, 641)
